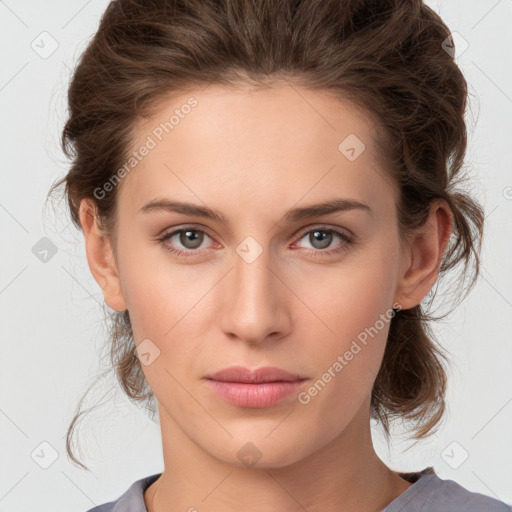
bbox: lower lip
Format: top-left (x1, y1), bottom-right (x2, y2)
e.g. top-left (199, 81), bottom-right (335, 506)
top-left (205, 379), bottom-right (306, 408)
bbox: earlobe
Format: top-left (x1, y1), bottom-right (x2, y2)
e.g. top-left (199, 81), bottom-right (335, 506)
top-left (394, 200), bottom-right (453, 310)
top-left (78, 198), bottom-right (127, 312)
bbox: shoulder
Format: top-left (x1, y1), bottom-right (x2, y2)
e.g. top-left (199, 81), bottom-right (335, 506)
top-left (424, 474), bottom-right (511, 511)
top-left (83, 473), bottom-right (162, 512)
top-left (389, 467), bottom-right (510, 512)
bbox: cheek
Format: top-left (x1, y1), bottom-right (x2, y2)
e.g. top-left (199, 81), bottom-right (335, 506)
top-left (119, 262), bottom-right (209, 394)
top-left (292, 244), bottom-right (398, 402)
top-left (297, 244), bottom-right (397, 341)
top-left (296, 290), bottom-right (393, 429)
top-left (116, 238), bottom-right (201, 335)
top-left (309, 285), bottom-right (391, 387)
top-left (117, 248), bottom-right (222, 391)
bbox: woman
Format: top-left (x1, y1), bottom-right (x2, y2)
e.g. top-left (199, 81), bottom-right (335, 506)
top-left (48, 0), bottom-right (510, 510)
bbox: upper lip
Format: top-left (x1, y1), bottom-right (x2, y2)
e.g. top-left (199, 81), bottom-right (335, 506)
top-left (206, 366), bottom-right (306, 383)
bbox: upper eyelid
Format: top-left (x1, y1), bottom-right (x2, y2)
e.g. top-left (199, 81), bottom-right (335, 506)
top-left (295, 224), bottom-right (351, 237)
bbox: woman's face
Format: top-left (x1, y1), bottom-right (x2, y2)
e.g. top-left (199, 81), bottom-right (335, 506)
top-left (103, 82), bottom-right (409, 467)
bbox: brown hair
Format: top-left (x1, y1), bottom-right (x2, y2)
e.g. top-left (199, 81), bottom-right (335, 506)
top-left (47, 0), bottom-right (484, 471)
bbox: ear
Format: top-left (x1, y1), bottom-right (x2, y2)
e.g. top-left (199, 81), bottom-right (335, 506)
top-left (394, 200), bottom-right (453, 310)
top-left (78, 198), bottom-right (127, 312)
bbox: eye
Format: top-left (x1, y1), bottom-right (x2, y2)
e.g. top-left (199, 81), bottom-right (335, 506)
top-left (293, 226), bottom-right (353, 256)
top-left (157, 227), bottom-right (214, 257)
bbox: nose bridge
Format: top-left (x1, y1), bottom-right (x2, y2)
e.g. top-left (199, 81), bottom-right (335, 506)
top-left (219, 235), bottom-right (289, 343)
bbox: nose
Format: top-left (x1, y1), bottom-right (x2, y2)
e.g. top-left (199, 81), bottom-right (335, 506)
top-left (218, 243), bottom-right (292, 345)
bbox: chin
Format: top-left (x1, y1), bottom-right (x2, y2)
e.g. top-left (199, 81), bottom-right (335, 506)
top-left (202, 432), bottom-right (317, 470)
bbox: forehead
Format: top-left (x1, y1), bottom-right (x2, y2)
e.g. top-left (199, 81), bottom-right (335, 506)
top-left (117, 82), bottom-right (396, 219)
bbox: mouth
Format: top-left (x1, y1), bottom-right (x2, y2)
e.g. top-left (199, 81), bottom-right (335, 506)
top-left (204, 366), bottom-right (307, 408)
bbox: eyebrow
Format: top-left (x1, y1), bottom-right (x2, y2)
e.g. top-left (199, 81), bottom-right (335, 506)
top-left (138, 197), bottom-right (371, 223)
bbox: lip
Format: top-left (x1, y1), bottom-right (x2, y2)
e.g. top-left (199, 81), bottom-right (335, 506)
top-left (205, 366), bottom-right (305, 383)
top-left (204, 366), bottom-right (307, 408)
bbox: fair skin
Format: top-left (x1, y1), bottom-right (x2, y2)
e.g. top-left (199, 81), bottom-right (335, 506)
top-left (79, 81), bottom-right (452, 512)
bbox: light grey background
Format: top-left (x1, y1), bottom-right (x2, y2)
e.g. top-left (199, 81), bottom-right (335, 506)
top-left (1, 1), bottom-right (511, 510)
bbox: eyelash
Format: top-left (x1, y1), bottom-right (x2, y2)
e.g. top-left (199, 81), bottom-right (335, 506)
top-left (157, 225), bottom-right (353, 259)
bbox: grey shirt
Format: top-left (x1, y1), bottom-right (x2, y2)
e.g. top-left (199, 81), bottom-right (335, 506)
top-left (85, 467), bottom-right (511, 511)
